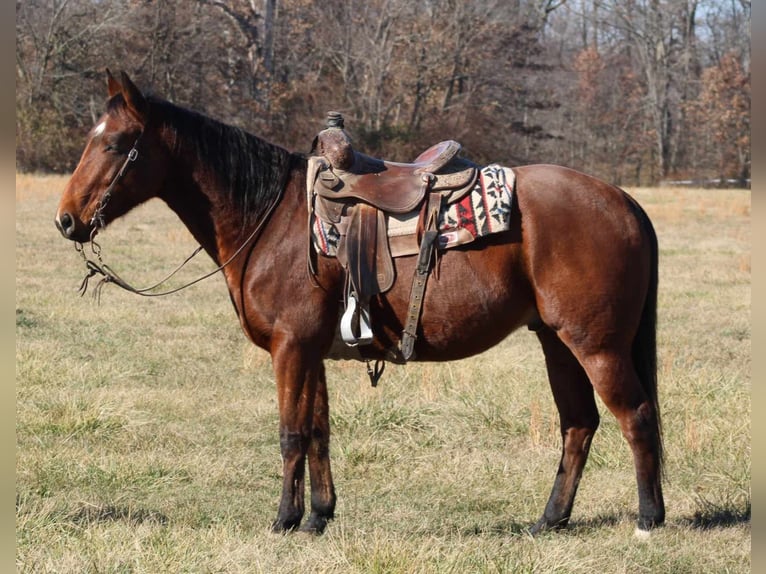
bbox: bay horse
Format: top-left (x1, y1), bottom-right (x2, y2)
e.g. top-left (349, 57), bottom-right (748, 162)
top-left (55, 71), bottom-right (664, 536)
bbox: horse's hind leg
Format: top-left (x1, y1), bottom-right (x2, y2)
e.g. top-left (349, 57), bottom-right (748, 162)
top-left (300, 362), bottom-right (337, 534)
top-left (579, 349), bottom-right (665, 532)
top-left (532, 326), bottom-right (600, 534)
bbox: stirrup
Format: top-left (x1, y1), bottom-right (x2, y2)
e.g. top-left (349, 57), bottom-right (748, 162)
top-left (340, 291), bottom-right (373, 346)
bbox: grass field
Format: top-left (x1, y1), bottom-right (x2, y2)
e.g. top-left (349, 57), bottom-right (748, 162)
top-left (16, 173), bottom-right (750, 572)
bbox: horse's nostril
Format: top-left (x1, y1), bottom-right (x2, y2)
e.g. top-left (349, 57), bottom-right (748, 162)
top-left (57, 212), bottom-right (75, 237)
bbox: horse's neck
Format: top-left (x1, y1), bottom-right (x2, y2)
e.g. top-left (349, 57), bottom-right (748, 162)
top-left (160, 172), bottom-right (227, 264)
top-left (161, 149), bottom-right (305, 266)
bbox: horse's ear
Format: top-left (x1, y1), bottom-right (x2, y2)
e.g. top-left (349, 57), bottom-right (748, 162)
top-left (119, 71), bottom-right (148, 124)
top-left (106, 68), bottom-right (121, 98)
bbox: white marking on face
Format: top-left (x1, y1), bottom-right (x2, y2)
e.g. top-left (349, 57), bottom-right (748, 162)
top-left (93, 121), bottom-right (106, 136)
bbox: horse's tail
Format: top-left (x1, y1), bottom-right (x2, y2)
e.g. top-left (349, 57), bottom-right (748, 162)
top-left (631, 202), bottom-right (663, 475)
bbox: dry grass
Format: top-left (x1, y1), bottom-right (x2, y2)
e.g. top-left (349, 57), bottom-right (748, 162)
top-left (17, 175), bottom-right (750, 572)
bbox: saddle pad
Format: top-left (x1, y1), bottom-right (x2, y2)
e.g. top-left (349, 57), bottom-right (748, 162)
top-left (311, 164), bottom-right (515, 257)
top-left (438, 164), bottom-right (514, 248)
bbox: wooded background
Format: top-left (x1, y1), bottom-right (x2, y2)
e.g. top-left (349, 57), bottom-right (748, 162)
top-left (16, 0), bottom-right (750, 186)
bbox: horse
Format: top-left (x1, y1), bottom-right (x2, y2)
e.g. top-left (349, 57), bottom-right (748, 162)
top-left (55, 71), bottom-right (664, 536)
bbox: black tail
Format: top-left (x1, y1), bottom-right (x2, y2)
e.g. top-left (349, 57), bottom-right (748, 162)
top-left (631, 204), bottom-right (663, 475)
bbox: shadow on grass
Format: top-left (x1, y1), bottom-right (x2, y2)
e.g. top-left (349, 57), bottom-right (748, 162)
top-left (458, 500), bottom-right (751, 538)
top-left (68, 503), bottom-right (169, 526)
top-left (460, 521), bottom-right (532, 537)
top-left (681, 499), bottom-right (751, 530)
top-left (458, 510), bottom-right (632, 538)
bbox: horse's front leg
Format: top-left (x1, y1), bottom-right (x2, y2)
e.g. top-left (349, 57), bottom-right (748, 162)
top-left (300, 362), bottom-right (336, 534)
top-left (271, 341), bottom-right (321, 532)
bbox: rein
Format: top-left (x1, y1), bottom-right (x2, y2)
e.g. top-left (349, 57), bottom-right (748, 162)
top-left (77, 134), bottom-right (285, 302)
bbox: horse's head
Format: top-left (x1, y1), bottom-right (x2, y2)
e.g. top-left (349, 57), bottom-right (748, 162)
top-left (55, 70), bottom-right (164, 243)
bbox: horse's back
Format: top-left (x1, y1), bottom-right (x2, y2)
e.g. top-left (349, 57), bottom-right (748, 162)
top-left (515, 164), bottom-right (644, 235)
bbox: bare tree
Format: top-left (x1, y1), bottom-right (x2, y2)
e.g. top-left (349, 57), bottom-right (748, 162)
top-left (16, 0), bottom-right (128, 170)
top-left (199, 0), bottom-right (269, 110)
top-left (691, 52), bottom-right (750, 183)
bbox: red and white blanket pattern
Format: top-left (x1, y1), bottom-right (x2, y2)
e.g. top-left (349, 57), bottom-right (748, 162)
top-left (312, 164), bottom-right (515, 257)
top-left (437, 164), bottom-right (514, 247)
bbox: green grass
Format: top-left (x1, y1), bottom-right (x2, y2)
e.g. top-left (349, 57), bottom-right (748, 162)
top-left (17, 175), bottom-right (750, 572)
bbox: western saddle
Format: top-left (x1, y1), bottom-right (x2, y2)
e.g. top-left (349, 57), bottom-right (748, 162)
top-left (308, 112), bottom-right (478, 369)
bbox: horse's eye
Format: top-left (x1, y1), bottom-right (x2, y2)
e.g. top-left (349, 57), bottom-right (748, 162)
top-left (104, 145), bottom-right (119, 153)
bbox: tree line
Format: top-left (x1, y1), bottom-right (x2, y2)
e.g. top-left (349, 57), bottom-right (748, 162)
top-left (16, 0), bottom-right (750, 186)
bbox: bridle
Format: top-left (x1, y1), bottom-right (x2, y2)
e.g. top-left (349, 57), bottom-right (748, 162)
top-left (76, 130), bottom-right (285, 302)
top-left (89, 133), bottom-right (143, 231)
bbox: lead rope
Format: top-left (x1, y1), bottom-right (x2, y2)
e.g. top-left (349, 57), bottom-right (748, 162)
top-left (76, 240), bottom-right (204, 302)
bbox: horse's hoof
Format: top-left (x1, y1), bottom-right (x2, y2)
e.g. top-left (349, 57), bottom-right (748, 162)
top-left (636, 514), bottom-right (664, 531)
top-left (529, 516), bottom-right (568, 536)
top-left (529, 519), bottom-right (546, 536)
top-left (634, 514), bottom-right (663, 540)
top-left (271, 517), bottom-right (301, 533)
top-left (298, 513), bottom-right (331, 535)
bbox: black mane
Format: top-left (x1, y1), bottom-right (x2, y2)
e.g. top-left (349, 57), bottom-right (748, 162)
top-left (145, 97), bottom-right (301, 225)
